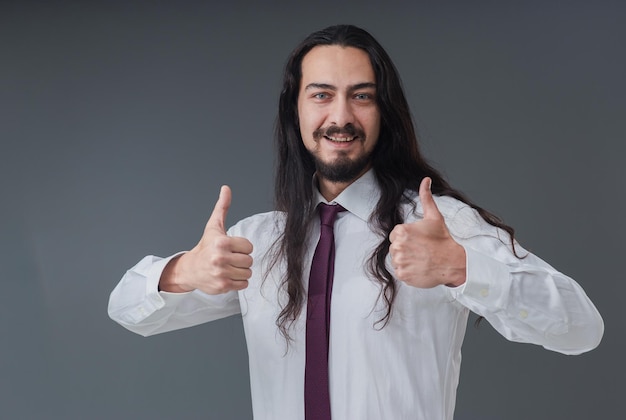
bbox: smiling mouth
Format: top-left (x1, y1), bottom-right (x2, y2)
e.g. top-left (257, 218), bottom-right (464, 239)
top-left (325, 135), bottom-right (357, 143)
top-left (314, 123), bottom-right (363, 144)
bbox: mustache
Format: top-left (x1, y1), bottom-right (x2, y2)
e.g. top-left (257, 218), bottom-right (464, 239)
top-left (312, 124), bottom-right (364, 140)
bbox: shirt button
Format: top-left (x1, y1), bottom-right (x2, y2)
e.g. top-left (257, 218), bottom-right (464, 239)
top-left (519, 310), bottom-right (528, 319)
top-left (480, 288), bottom-right (489, 297)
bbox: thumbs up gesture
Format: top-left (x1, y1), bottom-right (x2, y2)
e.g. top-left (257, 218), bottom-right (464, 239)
top-left (159, 186), bottom-right (254, 294)
top-left (389, 177), bottom-right (466, 288)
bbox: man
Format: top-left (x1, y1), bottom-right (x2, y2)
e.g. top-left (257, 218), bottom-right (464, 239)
top-left (108, 25), bottom-right (603, 419)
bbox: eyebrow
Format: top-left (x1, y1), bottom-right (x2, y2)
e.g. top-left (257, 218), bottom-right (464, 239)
top-left (304, 82), bottom-right (376, 91)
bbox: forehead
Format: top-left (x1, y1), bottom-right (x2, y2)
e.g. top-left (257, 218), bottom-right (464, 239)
top-left (300, 45), bottom-right (375, 86)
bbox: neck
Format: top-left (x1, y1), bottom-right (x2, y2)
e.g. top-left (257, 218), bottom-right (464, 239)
top-left (316, 166), bottom-right (370, 201)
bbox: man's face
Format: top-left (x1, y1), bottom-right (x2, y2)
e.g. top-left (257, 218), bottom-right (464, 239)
top-left (297, 45), bottom-right (381, 183)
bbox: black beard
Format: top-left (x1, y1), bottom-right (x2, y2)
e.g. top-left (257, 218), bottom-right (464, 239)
top-left (312, 151), bottom-right (372, 183)
top-left (309, 123), bottom-right (371, 182)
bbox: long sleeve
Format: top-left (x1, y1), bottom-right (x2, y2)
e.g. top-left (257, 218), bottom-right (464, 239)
top-left (443, 201), bottom-right (604, 355)
top-left (107, 253), bottom-right (241, 337)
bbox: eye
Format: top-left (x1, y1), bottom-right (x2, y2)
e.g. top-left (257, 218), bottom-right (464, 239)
top-left (354, 92), bottom-right (375, 101)
top-left (313, 92), bottom-right (329, 100)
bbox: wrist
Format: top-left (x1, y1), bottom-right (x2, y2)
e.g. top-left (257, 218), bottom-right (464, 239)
top-left (444, 243), bottom-right (467, 287)
top-left (159, 254), bottom-right (194, 293)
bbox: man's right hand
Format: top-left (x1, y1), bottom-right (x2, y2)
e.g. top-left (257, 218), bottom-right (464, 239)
top-left (159, 185), bottom-right (253, 294)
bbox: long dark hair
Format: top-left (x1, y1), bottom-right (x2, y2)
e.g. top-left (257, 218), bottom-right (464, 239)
top-left (272, 24), bottom-right (516, 340)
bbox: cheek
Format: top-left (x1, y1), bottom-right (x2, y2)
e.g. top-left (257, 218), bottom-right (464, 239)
top-left (298, 116), bottom-right (312, 140)
top-left (363, 112), bottom-right (381, 145)
top-left (299, 110), bottom-right (325, 136)
top-left (297, 115), bottom-right (318, 149)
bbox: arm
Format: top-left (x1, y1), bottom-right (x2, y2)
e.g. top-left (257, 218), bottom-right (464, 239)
top-left (107, 186), bottom-right (254, 336)
top-left (107, 253), bottom-right (241, 337)
top-left (450, 232), bottom-right (604, 355)
top-left (390, 178), bottom-right (603, 354)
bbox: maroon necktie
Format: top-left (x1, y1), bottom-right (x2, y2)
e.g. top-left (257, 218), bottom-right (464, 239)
top-left (305, 203), bottom-right (344, 420)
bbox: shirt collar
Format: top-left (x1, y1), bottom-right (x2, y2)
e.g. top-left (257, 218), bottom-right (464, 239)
top-left (313, 169), bottom-right (380, 222)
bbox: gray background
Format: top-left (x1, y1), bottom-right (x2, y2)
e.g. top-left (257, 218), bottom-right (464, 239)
top-left (1, 0), bottom-right (624, 419)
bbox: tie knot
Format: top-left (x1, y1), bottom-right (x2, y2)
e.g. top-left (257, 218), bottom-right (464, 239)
top-left (318, 203), bottom-right (344, 227)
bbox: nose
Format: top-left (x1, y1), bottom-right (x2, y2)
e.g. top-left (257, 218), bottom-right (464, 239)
top-left (328, 96), bottom-right (355, 126)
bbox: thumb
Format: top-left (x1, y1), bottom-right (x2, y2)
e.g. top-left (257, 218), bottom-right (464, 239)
top-left (419, 177), bottom-right (443, 221)
top-left (206, 185), bottom-right (232, 233)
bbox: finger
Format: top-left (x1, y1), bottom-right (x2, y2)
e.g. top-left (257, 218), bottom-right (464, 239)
top-left (228, 279), bottom-right (249, 291)
top-left (229, 237), bottom-right (254, 255)
top-left (419, 177), bottom-right (443, 221)
top-left (228, 253), bottom-right (254, 269)
top-left (208, 264), bottom-right (252, 284)
top-left (209, 278), bottom-right (249, 294)
top-left (206, 185), bottom-right (232, 233)
top-left (389, 226), bottom-right (397, 243)
top-left (389, 224), bottom-right (405, 243)
top-left (225, 267), bottom-right (253, 281)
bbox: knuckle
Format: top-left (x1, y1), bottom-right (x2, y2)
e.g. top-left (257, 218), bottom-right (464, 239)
top-left (215, 279), bottom-right (233, 294)
top-left (209, 253), bottom-right (227, 267)
top-left (211, 279), bottom-right (227, 293)
top-left (235, 280), bottom-right (249, 290)
top-left (213, 236), bottom-right (231, 250)
top-left (393, 247), bottom-right (408, 260)
top-left (394, 225), bottom-right (410, 239)
top-left (208, 264), bottom-right (227, 279)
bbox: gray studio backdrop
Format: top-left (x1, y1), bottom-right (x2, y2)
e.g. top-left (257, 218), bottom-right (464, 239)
top-left (2, 1), bottom-right (624, 419)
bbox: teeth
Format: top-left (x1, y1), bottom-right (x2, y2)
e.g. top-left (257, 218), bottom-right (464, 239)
top-left (326, 136), bottom-right (355, 142)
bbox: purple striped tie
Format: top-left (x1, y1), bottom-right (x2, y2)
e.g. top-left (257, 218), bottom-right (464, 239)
top-left (305, 203), bottom-right (344, 420)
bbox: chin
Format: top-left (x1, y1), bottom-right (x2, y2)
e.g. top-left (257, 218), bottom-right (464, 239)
top-left (314, 154), bottom-right (371, 183)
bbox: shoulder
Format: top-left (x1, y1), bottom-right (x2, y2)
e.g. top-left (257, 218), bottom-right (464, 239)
top-left (404, 192), bottom-right (498, 239)
top-left (227, 211), bottom-right (286, 239)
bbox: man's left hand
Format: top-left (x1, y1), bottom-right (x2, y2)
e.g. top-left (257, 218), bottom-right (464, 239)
top-left (389, 177), bottom-right (467, 288)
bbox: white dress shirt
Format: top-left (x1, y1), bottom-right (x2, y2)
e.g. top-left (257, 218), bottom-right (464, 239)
top-left (108, 169), bottom-right (603, 420)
